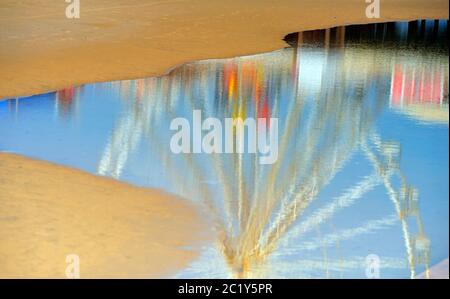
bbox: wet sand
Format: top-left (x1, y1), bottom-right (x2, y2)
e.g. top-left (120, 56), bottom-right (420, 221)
top-left (0, 0), bottom-right (448, 99)
top-left (418, 259), bottom-right (449, 279)
top-left (0, 153), bottom-right (210, 278)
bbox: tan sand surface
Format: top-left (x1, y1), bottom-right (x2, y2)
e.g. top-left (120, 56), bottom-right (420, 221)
top-left (417, 259), bottom-right (449, 279)
top-left (0, 0), bottom-right (448, 99)
top-left (0, 153), bottom-right (210, 278)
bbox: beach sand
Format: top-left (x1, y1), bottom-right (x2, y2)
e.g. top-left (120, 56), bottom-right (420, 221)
top-left (0, 0), bottom-right (448, 99)
top-left (420, 259), bottom-right (449, 279)
top-left (0, 153), bottom-right (210, 278)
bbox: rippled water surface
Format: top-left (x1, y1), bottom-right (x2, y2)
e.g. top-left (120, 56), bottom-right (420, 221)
top-left (1, 20), bottom-right (448, 278)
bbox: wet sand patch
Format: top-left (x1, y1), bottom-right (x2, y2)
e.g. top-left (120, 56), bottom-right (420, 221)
top-left (0, 153), bottom-right (210, 278)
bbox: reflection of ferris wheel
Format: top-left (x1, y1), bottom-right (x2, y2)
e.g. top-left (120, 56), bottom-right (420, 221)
top-left (96, 34), bottom-right (431, 278)
top-left (364, 132), bottom-right (430, 279)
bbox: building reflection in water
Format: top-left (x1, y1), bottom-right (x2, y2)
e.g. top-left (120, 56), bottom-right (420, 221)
top-left (6, 86), bottom-right (81, 120)
top-left (55, 87), bottom-right (81, 119)
top-left (2, 20), bottom-right (448, 278)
